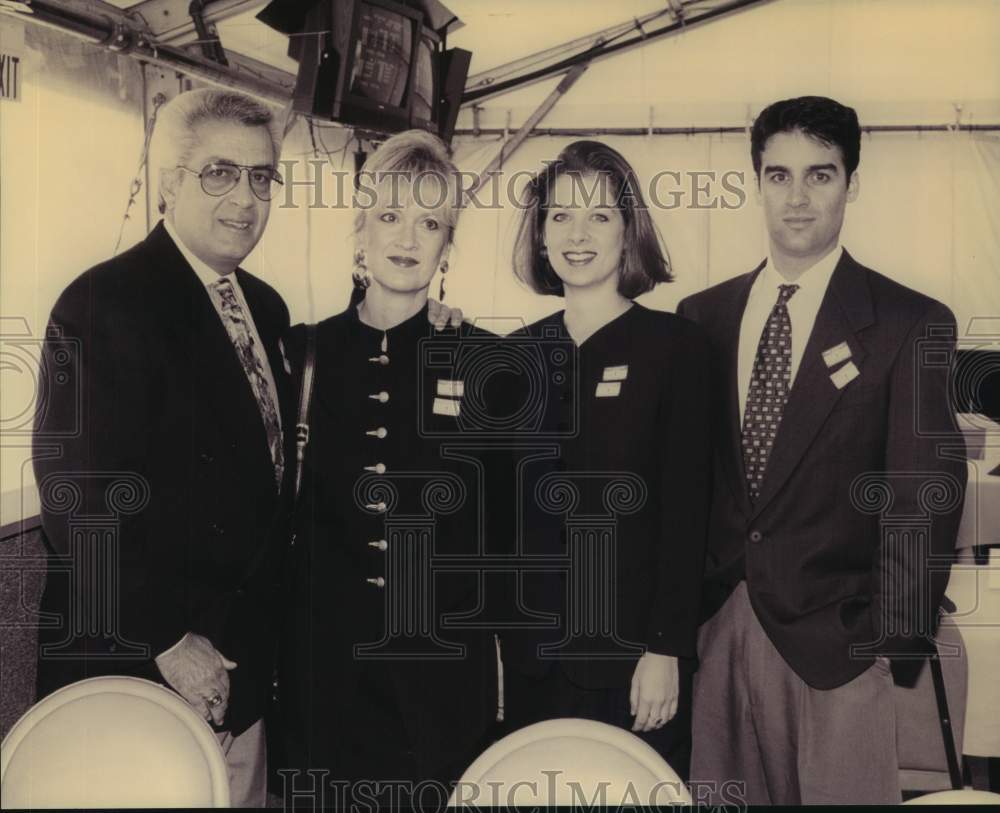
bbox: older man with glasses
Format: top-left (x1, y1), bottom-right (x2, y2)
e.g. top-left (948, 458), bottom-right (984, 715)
top-left (34, 86), bottom-right (462, 805)
top-left (33, 88), bottom-right (292, 807)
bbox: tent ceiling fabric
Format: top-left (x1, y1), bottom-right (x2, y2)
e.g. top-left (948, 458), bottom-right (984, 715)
top-left (97, 0), bottom-right (999, 130)
top-left (449, 0), bottom-right (1000, 130)
top-left (111, 0), bottom-right (676, 76)
top-left (446, 0), bottom-right (672, 75)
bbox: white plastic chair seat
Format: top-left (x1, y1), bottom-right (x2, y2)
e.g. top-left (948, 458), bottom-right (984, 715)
top-left (450, 718), bottom-right (691, 806)
top-left (903, 789), bottom-right (1000, 805)
top-left (1, 676), bottom-right (229, 808)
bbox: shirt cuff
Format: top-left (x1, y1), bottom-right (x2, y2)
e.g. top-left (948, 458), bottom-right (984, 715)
top-left (155, 631), bottom-right (192, 662)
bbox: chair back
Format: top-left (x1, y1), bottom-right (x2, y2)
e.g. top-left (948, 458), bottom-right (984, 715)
top-left (450, 718), bottom-right (690, 806)
top-left (896, 617), bottom-right (968, 792)
top-left (903, 789), bottom-right (1000, 805)
top-left (1, 676), bottom-right (230, 808)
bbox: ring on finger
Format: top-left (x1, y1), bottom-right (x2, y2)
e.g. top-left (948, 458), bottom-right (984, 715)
top-left (207, 693), bottom-right (223, 707)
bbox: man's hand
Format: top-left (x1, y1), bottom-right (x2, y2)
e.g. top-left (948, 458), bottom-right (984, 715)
top-left (427, 298), bottom-right (464, 330)
top-left (629, 652), bottom-right (679, 732)
top-left (154, 632), bottom-right (237, 726)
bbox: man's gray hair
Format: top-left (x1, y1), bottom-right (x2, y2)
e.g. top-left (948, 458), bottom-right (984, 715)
top-left (150, 88), bottom-right (282, 214)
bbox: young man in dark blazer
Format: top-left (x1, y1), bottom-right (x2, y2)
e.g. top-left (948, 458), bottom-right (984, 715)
top-left (677, 96), bottom-right (967, 805)
top-left (33, 88), bottom-right (293, 807)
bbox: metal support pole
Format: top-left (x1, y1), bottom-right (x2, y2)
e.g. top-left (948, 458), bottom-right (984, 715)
top-left (3, 0), bottom-right (291, 104)
top-left (469, 63), bottom-right (589, 197)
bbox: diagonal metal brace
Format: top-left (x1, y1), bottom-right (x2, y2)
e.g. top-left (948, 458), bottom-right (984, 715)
top-left (188, 0), bottom-right (227, 66)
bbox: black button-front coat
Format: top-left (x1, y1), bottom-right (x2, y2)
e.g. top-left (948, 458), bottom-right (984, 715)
top-left (280, 303), bottom-right (499, 784)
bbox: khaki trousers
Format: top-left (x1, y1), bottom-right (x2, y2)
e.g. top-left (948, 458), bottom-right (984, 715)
top-left (217, 718), bottom-right (267, 807)
top-left (690, 583), bottom-right (900, 805)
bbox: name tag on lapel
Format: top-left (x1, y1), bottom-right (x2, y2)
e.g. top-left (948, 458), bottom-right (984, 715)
top-left (830, 361), bottom-right (860, 390)
top-left (596, 381), bottom-right (621, 398)
top-left (437, 379), bottom-right (464, 398)
top-left (822, 341), bottom-right (852, 369)
top-left (603, 365), bottom-right (629, 382)
top-left (433, 397), bottom-right (461, 417)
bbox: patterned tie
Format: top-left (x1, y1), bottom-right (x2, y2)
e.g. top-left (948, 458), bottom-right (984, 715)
top-left (741, 283), bottom-right (799, 503)
top-left (209, 277), bottom-right (284, 489)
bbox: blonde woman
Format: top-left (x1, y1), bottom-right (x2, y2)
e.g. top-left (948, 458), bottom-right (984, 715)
top-left (279, 130), bottom-right (496, 803)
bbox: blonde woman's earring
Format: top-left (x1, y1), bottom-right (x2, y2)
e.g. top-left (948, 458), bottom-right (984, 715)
top-left (353, 249), bottom-right (372, 289)
top-left (438, 259), bottom-right (449, 301)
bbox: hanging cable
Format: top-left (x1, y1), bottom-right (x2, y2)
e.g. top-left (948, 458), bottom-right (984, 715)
top-left (114, 91), bottom-right (166, 256)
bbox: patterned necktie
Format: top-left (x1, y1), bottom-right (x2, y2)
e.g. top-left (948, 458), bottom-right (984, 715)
top-left (210, 277), bottom-right (284, 489)
top-left (741, 283), bottom-right (800, 503)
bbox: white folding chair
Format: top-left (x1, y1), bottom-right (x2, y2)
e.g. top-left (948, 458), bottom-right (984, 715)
top-left (1, 676), bottom-right (229, 808)
top-left (903, 788), bottom-right (1000, 805)
top-left (450, 718), bottom-right (691, 807)
top-left (895, 616), bottom-right (968, 793)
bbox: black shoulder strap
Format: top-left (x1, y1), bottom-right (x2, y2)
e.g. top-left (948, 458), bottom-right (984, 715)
top-left (294, 324), bottom-right (317, 501)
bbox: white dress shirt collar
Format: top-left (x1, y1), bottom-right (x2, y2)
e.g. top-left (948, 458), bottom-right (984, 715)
top-left (163, 218), bottom-right (237, 289)
top-left (760, 244), bottom-right (843, 309)
top-left (737, 244), bottom-right (844, 423)
top-left (161, 218), bottom-right (278, 397)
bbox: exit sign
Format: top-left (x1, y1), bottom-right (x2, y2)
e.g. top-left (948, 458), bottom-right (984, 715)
top-left (1, 51), bottom-right (21, 101)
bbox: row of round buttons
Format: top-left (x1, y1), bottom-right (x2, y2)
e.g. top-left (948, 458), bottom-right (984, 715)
top-left (366, 351), bottom-right (390, 589)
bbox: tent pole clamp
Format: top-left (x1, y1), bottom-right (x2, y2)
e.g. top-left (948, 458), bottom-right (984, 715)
top-left (101, 20), bottom-right (135, 54)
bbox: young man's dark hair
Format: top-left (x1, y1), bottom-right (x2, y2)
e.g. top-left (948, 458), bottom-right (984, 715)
top-left (750, 95), bottom-right (861, 181)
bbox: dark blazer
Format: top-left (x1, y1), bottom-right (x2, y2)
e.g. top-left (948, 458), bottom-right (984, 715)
top-left (280, 303), bottom-right (499, 780)
top-left (33, 222), bottom-right (293, 735)
top-left (677, 250), bottom-right (966, 690)
top-left (502, 303), bottom-right (712, 689)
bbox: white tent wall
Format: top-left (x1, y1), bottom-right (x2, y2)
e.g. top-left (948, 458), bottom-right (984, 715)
top-left (259, 0), bottom-right (1000, 329)
top-left (454, 0), bottom-right (1000, 130)
top-left (264, 128), bottom-right (1000, 335)
top-left (0, 20), bottom-right (150, 523)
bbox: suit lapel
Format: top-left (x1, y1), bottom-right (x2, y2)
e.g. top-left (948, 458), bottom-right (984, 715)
top-left (144, 225), bottom-right (273, 478)
top-left (719, 264), bottom-right (763, 519)
top-left (750, 251), bottom-right (874, 517)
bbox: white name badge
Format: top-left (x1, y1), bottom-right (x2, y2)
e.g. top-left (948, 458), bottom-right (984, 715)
top-left (433, 397), bottom-right (461, 417)
top-left (596, 381), bottom-right (621, 398)
top-left (603, 365), bottom-right (629, 381)
top-left (437, 379), bottom-right (464, 398)
top-left (822, 341), bottom-right (852, 369)
top-left (830, 361), bottom-right (860, 390)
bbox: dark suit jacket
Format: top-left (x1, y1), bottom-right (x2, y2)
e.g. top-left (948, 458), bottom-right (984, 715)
top-left (33, 222), bottom-right (293, 734)
top-left (677, 250), bottom-right (966, 690)
top-left (503, 304), bottom-right (712, 689)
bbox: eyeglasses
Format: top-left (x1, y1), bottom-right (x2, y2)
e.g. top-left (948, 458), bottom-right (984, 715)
top-left (176, 162), bottom-right (284, 201)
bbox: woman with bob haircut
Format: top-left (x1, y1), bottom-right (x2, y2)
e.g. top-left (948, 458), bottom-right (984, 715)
top-left (502, 140), bottom-right (712, 778)
top-left (279, 129), bottom-right (498, 802)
